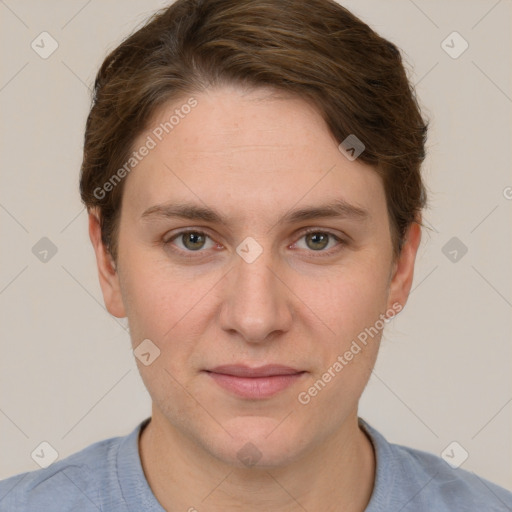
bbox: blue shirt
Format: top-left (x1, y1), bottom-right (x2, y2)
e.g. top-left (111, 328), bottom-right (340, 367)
top-left (1, 417), bottom-right (511, 511)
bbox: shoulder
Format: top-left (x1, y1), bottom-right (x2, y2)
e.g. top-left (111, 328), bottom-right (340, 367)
top-left (0, 433), bottom-right (127, 512)
top-left (360, 419), bottom-right (512, 512)
top-left (391, 442), bottom-right (512, 510)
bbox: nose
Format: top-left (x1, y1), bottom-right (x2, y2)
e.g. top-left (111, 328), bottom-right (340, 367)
top-left (218, 244), bottom-right (294, 343)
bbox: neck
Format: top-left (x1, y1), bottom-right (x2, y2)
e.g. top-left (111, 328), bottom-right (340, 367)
top-left (139, 408), bottom-right (375, 512)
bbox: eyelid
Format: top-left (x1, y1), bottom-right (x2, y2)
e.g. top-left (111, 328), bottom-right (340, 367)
top-left (163, 227), bottom-right (347, 256)
top-left (290, 227), bottom-right (346, 256)
top-left (164, 226), bottom-right (215, 240)
top-left (164, 228), bottom-right (219, 250)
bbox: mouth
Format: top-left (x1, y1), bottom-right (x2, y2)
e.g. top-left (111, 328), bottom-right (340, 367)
top-left (204, 364), bottom-right (306, 399)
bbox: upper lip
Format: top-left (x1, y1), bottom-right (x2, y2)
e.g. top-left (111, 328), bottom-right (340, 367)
top-left (206, 364), bottom-right (304, 378)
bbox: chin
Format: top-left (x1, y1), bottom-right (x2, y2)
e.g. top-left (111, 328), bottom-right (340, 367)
top-left (206, 415), bottom-right (310, 469)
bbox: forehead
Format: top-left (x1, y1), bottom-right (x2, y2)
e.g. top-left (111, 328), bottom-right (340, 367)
top-left (122, 85), bottom-right (386, 225)
top-left (148, 85), bottom-right (334, 162)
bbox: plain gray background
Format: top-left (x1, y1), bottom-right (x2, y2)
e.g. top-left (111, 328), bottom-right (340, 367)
top-left (1, 0), bottom-right (511, 490)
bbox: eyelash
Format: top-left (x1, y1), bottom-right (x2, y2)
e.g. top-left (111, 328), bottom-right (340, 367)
top-left (162, 228), bottom-right (346, 259)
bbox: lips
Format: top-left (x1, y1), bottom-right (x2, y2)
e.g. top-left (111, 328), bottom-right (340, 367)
top-left (204, 364), bottom-right (306, 399)
top-left (207, 364), bottom-right (303, 378)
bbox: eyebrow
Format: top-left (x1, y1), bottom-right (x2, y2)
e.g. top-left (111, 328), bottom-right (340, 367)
top-left (140, 198), bottom-right (369, 225)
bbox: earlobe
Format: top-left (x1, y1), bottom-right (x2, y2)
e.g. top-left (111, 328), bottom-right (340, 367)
top-left (386, 220), bottom-right (422, 313)
top-left (88, 209), bottom-right (126, 318)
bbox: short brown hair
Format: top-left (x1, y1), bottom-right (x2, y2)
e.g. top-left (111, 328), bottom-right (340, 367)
top-left (80, 0), bottom-right (428, 262)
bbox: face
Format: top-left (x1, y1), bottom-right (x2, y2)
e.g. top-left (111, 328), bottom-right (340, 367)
top-left (90, 84), bottom-right (420, 467)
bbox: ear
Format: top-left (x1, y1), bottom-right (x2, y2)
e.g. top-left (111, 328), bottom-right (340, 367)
top-left (386, 219), bottom-right (422, 312)
top-left (88, 209), bottom-right (126, 318)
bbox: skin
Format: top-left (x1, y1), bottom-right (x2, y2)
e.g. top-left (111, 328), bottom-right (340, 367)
top-left (89, 84), bottom-right (421, 511)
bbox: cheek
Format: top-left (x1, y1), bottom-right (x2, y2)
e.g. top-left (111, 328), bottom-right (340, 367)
top-left (117, 248), bottom-right (223, 379)
top-left (295, 261), bottom-right (391, 341)
top-left (119, 257), bottom-right (202, 407)
top-left (293, 267), bottom-right (388, 419)
top-left (118, 248), bottom-right (195, 337)
top-left (118, 264), bottom-right (165, 341)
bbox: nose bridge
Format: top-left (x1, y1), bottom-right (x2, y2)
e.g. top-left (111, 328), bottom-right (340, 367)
top-left (219, 242), bottom-right (292, 342)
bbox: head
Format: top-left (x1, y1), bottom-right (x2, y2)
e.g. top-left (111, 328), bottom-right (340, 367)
top-left (82, 0), bottom-right (427, 467)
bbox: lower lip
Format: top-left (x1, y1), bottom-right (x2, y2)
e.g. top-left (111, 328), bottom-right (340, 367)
top-left (206, 371), bottom-right (305, 399)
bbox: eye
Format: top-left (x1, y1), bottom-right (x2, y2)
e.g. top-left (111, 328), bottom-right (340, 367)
top-left (163, 228), bottom-right (345, 258)
top-left (293, 229), bottom-right (344, 253)
top-left (165, 230), bottom-right (217, 252)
